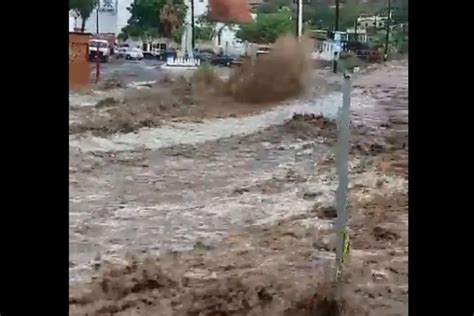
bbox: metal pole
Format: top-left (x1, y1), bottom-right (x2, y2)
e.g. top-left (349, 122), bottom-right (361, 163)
top-left (354, 20), bottom-right (357, 42)
top-left (335, 0), bottom-right (340, 32)
top-left (384, 0), bottom-right (391, 62)
top-left (334, 73), bottom-right (352, 298)
top-left (191, 0), bottom-right (195, 50)
top-left (95, 3), bottom-right (100, 83)
top-left (297, 0), bottom-right (303, 37)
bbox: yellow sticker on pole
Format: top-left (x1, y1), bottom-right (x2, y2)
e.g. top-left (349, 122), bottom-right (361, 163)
top-left (342, 232), bottom-right (351, 263)
top-left (336, 232), bottom-right (351, 283)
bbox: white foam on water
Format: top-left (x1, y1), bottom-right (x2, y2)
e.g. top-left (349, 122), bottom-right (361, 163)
top-left (70, 92), bottom-right (343, 153)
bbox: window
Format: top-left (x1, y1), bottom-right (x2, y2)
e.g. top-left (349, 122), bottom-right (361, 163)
top-left (90, 41), bottom-right (108, 48)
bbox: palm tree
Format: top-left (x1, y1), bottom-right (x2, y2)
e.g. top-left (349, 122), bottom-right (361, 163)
top-left (160, 1), bottom-right (181, 38)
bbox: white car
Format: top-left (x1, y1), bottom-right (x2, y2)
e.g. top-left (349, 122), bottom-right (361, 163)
top-left (126, 48), bottom-right (144, 60)
top-left (89, 39), bottom-right (110, 62)
top-left (116, 47), bottom-right (129, 59)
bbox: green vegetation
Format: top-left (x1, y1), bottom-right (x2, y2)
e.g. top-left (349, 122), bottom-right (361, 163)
top-left (253, 0), bottom-right (408, 31)
top-left (235, 9), bottom-right (294, 44)
top-left (69, 0), bottom-right (98, 32)
top-left (194, 11), bottom-right (220, 42)
top-left (119, 0), bottom-right (186, 41)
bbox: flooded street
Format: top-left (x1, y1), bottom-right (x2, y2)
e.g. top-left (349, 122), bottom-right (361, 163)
top-left (70, 60), bottom-right (408, 316)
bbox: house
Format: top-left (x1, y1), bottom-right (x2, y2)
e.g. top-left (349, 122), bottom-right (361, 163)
top-left (313, 27), bottom-right (368, 61)
top-left (314, 40), bottom-right (342, 61)
top-left (346, 27), bottom-right (368, 43)
top-left (357, 15), bottom-right (388, 29)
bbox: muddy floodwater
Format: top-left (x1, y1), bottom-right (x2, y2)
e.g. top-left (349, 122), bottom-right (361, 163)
top-left (69, 60), bottom-right (408, 316)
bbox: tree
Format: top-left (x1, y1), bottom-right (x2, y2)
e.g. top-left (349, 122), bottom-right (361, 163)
top-left (338, 4), bottom-right (367, 30)
top-left (391, 0), bottom-right (408, 24)
top-left (70, 0), bottom-right (98, 32)
top-left (256, 0), bottom-right (288, 14)
top-left (236, 9), bottom-right (293, 43)
top-left (119, 0), bottom-right (186, 41)
top-left (309, 4), bottom-right (334, 29)
top-left (195, 10), bottom-right (218, 41)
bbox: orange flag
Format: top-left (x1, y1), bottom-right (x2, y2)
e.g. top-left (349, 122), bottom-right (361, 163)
top-left (208, 0), bottom-right (252, 23)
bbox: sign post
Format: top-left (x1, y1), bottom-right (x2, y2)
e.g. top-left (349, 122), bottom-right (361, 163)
top-left (95, 3), bottom-right (100, 83)
top-left (334, 73), bottom-right (352, 297)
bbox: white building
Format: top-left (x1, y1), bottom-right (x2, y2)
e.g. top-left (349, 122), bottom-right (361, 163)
top-left (212, 22), bottom-right (250, 57)
top-left (69, 13), bottom-right (75, 32)
top-left (357, 15), bottom-right (388, 29)
top-left (71, 0), bottom-right (134, 35)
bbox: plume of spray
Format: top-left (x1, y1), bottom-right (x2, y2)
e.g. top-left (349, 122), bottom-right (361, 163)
top-left (225, 34), bottom-right (314, 104)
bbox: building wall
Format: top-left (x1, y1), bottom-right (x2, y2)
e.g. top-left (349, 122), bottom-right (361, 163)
top-left (357, 16), bottom-right (387, 29)
top-left (69, 15), bottom-right (75, 32)
top-left (314, 40), bottom-right (341, 61)
top-left (213, 23), bottom-right (246, 56)
top-left (194, 0), bottom-right (208, 17)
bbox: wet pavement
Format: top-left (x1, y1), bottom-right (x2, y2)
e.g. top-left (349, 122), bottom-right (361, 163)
top-left (89, 58), bottom-right (165, 85)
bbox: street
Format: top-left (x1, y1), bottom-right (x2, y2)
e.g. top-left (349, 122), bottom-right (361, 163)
top-left (69, 53), bottom-right (408, 316)
top-left (70, 59), bottom-right (408, 315)
top-left (90, 58), bottom-right (165, 85)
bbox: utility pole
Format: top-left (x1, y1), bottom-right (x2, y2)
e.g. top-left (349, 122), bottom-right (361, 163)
top-left (297, 0), bottom-right (303, 37)
top-left (96, 4), bottom-right (99, 34)
top-left (384, 0), bottom-right (392, 62)
top-left (191, 0), bottom-right (195, 50)
top-left (95, 2), bottom-right (100, 83)
top-left (354, 19), bottom-right (358, 43)
top-left (332, 0), bottom-right (340, 74)
top-left (295, 0), bottom-right (303, 37)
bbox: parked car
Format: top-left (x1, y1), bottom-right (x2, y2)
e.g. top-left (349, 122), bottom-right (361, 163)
top-left (160, 48), bottom-right (177, 61)
top-left (194, 49), bottom-right (215, 62)
top-left (89, 39), bottom-right (110, 62)
top-left (210, 54), bottom-right (234, 67)
top-left (116, 47), bottom-right (129, 59)
top-left (125, 47), bottom-right (144, 60)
